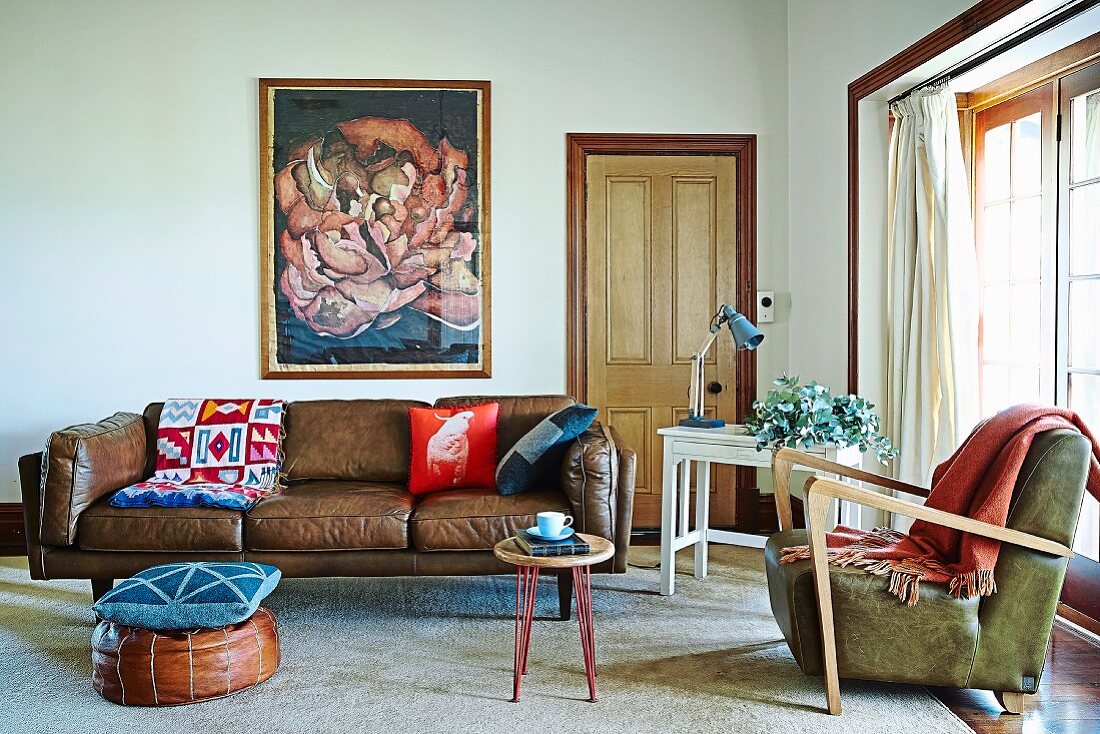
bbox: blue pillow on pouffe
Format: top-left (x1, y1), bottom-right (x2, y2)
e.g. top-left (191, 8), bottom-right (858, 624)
top-left (496, 404), bottom-right (599, 496)
top-left (93, 562), bottom-right (281, 630)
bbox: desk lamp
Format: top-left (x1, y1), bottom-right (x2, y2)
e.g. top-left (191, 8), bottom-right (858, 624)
top-left (679, 305), bottom-right (764, 428)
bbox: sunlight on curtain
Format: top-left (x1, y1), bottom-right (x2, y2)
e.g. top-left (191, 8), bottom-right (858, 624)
top-left (886, 84), bottom-right (980, 502)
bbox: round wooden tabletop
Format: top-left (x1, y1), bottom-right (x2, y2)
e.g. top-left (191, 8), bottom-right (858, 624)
top-left (493, 533), bottom-right (615, 568)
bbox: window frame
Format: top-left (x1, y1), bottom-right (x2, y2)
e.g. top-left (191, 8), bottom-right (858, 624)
top-left (972, 83), bottom-right (1057, 417)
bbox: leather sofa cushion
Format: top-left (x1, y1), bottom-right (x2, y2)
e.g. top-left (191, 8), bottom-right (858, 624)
top-left (280, 399), bottom-right (429, 482)
top-left (434, 395), bottom-right (575, 457)
top-left (765, 529), bottom-right (979, 687)
top-left (42, 412), bottom-right (148, 547)
top-left (245, 480), bottom-right (414, 551)
top-left (409, 488), bottom-right (570, 551)
top-left (78, 498), bottom-right (242, 552)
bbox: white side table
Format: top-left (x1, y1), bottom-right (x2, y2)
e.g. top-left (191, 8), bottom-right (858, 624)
top-left (657, 425), bottom-right (863, 595)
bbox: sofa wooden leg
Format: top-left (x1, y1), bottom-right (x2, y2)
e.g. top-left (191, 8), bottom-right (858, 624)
top-left (994, 691), bottom-right (1026, 714)
top-left (557, 573), bottom-right (573, 621)
top-left (91, 578), bottom-right (114, 603)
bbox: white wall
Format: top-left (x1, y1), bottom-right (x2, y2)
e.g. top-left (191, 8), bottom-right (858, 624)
top-left (0, 0), bottom-right (790, 502)
top-left (786, 0), bottom-right (974, 398)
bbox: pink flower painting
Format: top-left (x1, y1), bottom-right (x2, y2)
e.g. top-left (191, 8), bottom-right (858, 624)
top-left (261, 80), bottom-right (489, 377)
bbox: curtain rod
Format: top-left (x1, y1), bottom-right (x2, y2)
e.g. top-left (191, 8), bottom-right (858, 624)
top-left (887, 0), bottom-right (1100, 106)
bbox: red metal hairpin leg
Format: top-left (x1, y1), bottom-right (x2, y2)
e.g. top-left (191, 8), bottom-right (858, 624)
top-left (512, 565), bottom-right (539, 702)
top-left (573, 565), bottom-right (598, 702)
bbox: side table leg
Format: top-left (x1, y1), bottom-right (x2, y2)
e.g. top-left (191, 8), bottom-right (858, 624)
top-left (678, 458), bottom-right (691, 536)
top-left (573, 566), bottom-right (597, 702)
top-left (512, 565), bottom-right (539, 702)
top-left (660, 443), bottom-right (677, 596)
top-left (694, 460), bottom-right (711, 578)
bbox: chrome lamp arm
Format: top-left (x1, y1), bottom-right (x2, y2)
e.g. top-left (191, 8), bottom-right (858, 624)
top-left (680, 305), bottom-right (763, 429)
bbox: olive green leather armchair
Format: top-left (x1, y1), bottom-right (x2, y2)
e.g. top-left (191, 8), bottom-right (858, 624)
top-left (764, 429), bottom-right (1088, 715)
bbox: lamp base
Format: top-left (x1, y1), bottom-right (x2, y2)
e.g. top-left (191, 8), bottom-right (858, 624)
top-left (678, 418), bottom-right (727, 429)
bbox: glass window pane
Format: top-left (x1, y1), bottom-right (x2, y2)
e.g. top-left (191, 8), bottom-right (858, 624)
top-left (982, 284), bottom-right (1011, 363)
top-left (1010, 281), bottom-right (1041, 365)
top-left (1009, 366), bottom-right (1040, 403)
top-left (1069, 279), bottom-right (1100, 368)
top-left (1073, 495), bottom-right (1100, 562)
top-left (982, 202), bottom-right (1010, 281)
top-left (1012, 113), bottom-right (1042, 196)
top-left (1071, 88), bottom-right (1100, 183)
top-left (1010, 196), bottom-right (1041, 279)
top-left (1070, 183), bottom-right (1100, 276)
top-left (1069, 373), bottom-right (1100, 437)
top-left (984, 124), bottom-right (1010, 201)
top-left (982, 364), bottom-right (1010, 418)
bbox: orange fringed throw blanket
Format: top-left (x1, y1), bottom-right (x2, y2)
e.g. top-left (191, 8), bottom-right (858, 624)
top-left (781, 405), bottom-right (1100, 605)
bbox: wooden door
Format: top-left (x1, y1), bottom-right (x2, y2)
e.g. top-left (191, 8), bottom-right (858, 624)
top-left (585, 155), bottom-right (738, 528)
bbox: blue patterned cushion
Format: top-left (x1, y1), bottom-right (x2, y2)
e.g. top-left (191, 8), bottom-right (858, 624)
top-left (93, 562), bottom-right (281, 630)
top-left (496, 404), bottom-right (598, 496)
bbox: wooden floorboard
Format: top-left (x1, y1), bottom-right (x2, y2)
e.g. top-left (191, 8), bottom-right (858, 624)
top-left (930, 620), bottom-right (1100, 733)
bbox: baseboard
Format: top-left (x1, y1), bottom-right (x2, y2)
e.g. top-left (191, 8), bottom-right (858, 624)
top-left (0, 503), bottom-right (27, 556)
top-left (1057, 602), bottom-right (1100, 639)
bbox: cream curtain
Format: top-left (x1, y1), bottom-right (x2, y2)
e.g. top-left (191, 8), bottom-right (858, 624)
top-left (886, 84), bottom-right (979, 490)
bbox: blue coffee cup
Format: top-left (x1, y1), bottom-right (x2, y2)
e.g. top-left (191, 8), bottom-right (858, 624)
top-left (536, 511), bottom-right (573, 537)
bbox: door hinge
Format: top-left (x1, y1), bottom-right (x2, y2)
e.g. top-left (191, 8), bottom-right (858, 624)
top-left (1056, 113), bottom-right (1063, 142)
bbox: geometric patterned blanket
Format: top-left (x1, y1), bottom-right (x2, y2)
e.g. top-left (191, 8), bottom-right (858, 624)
top-left (110, 398), bottom-right (286, 511)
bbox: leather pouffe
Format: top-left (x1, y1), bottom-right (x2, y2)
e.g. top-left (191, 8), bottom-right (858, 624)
top-left (91, 607), bottom-right (279, 706)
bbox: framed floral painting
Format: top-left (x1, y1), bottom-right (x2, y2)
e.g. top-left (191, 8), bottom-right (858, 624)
top-left (259, 79), bottom-right (490, 378)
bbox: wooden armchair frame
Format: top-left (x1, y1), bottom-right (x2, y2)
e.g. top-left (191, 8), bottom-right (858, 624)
top-left (770, 447), bottom-right (1073, 716)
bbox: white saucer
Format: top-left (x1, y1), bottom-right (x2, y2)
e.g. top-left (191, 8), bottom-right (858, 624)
top-left (526, 526), bottom-right (575, 542)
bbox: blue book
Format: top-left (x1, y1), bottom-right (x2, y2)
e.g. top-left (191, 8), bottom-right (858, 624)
top-left (514, 529), bottom-right (591, 557)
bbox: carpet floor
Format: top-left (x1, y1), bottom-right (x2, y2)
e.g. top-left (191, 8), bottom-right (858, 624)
top-left (0, 546), bottom-right (969, 734)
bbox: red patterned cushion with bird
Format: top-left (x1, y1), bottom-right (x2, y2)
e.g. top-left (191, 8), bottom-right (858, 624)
top-left (408, 403), bottom-right (499, 495)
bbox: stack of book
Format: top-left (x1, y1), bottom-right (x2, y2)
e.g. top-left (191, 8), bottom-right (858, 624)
top-left (514, 529), bottom-right (590, 557)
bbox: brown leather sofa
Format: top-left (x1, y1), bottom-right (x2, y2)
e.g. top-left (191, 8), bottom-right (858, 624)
top-left (18, 395), bottom-right (636, 620)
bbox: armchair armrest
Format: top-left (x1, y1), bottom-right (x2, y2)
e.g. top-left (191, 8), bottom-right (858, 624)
top-left (39, 412), bottom-right (147, 547)
top-left (799, 475), bottom-right (1072, 715)
top-left (560, 422), bottom-right (636, 573)
top-left (771, 447), bottom-right (930, 532)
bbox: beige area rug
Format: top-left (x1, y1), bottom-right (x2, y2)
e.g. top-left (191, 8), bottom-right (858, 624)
top-left (0, 546), bottom-right (969, 734)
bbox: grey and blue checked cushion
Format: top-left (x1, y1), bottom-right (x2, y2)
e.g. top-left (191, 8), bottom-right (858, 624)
top-left (496, 404), bottom-right (598, 496)
top-left (93, 562), bottom-right (281, 630)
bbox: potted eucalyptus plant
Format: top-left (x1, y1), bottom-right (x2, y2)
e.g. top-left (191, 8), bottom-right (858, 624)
top-left (744, 374), bottom-right (898, 463)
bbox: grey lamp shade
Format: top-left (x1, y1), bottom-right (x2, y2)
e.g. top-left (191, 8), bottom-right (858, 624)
top-left (727, 311), bottom-right (764, 350)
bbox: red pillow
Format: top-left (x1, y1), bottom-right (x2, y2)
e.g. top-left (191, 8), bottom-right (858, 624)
top-left (408, 403), bottom-right (500, 495)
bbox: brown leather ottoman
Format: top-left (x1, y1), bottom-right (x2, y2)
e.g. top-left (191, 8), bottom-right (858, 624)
top-left (91, 607), bottom-right (280, 705)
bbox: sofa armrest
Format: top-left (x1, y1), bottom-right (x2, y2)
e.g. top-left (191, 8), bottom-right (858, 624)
top-left (559, 422), bottom-right (636, 573)
top-left (39, 412), bottom-right (147, 547)
top-left (18, 452), bottom-right (45, 578)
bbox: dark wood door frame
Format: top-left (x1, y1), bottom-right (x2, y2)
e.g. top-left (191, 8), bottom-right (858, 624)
top-left (847, 0), bottom-right (1033, 392)
top-left (565, 133), bottom-right (759, 528)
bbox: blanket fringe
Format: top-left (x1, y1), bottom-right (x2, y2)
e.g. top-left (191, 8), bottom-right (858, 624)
top-left (949, 569), bottom-right (997, 599)
top-left (780, 527), bottom-right (998, 606)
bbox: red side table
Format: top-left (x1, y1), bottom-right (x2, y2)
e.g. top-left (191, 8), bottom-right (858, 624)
top-left (493, 533), bottom-right (615, 703)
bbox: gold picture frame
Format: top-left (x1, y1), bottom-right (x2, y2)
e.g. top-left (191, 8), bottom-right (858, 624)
top-left (259, 78), bottom-right (490, 378)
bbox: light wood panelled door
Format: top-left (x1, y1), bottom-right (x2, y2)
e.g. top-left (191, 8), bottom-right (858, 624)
top-left (585, 155), bottom-right (738, 528)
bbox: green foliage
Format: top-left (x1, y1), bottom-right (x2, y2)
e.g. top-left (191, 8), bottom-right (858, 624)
top-left (744, 374), bottom-right (899, 464)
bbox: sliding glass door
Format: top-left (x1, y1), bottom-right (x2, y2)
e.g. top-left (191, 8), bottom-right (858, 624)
top-left (1059, 62), bottom-right (1100, 620)
top-left (973, 60), bottom-right (1100, 622)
